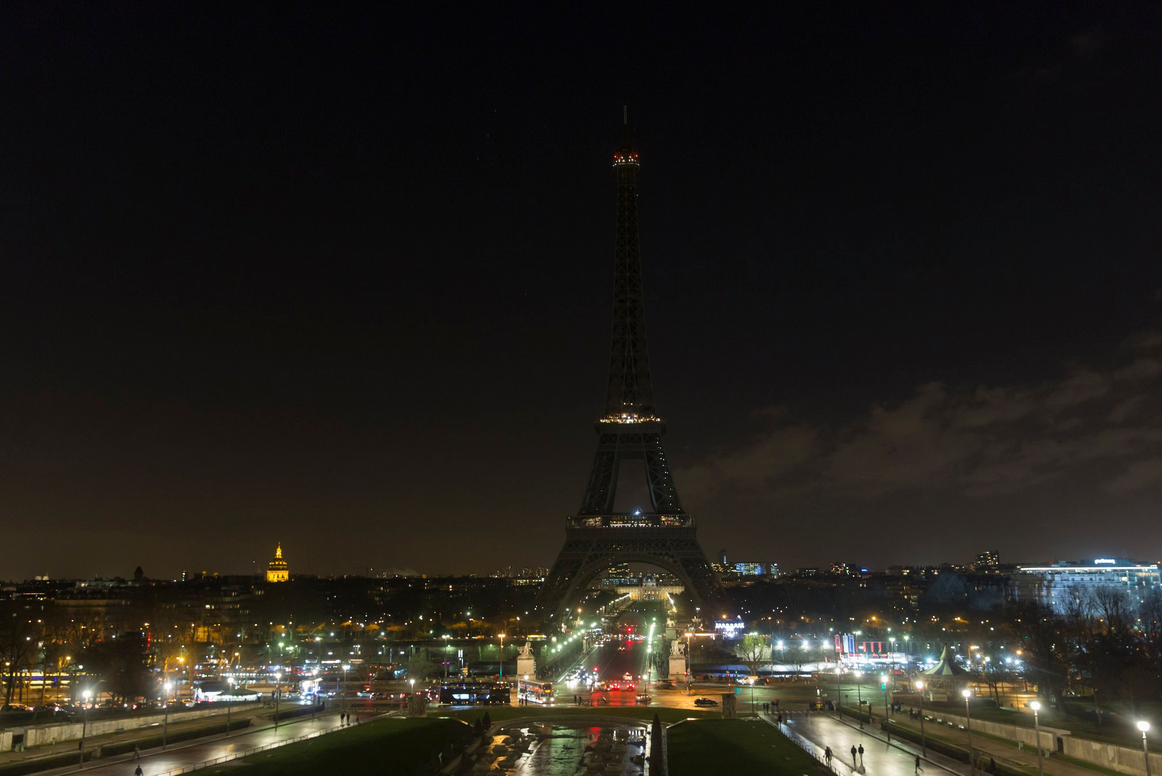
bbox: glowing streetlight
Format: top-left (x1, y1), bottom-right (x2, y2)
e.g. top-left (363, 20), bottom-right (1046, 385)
top-left (1030, 701), bottom-right (1045, 776)
top-left (163, 681), bottom-right (174, 748)
top-left (498, 634), bottom-right (506, 680)
top-left (915, 680), bottom-right (927, 756)
top-left (273, 672), bottom-right (282, 730)
top-left (1138, 721), bottom-right (1152, 776)
top-left (963, 689), bottom-right (975, 773)
top-left (79, 690), bottom-right (92, 765)
top-left (881, 674), bottom-right (891, 743)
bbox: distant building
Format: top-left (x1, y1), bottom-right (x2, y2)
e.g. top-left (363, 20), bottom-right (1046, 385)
top-left (973, 551), bottom-right (1000, 570)
top-left (1013, 558), bottom-right (1160, 613)
top-left (266, 543), bottom-right (289, 583)
top-left (733, 562), bottom-right (780, 577)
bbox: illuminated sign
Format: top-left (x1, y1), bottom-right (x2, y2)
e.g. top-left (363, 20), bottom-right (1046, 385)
top-left (1094, 558), bottom-right (1116, 565)
top-left (714, 620), bottom-right (745, 638)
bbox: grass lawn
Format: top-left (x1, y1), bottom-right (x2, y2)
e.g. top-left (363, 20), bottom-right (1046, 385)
top-left (192, 717), bottom-right (470, 776)
top-left (437, 705), bottom-right (717, 725)
top-left (668, 719), bottom-right (831, 776)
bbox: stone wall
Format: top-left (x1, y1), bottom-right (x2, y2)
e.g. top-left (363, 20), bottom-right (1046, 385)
top-left (0, 704), bottom-right (261, 752)
top-left (930, 710), bottom-right (1161, 776)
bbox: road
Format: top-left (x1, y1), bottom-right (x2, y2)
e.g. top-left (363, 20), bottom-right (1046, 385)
top-left (35, 710), bottom-right (362, 776)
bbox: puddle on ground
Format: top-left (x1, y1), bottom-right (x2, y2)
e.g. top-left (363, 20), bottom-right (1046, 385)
top-left (469, 722), bottom-right (649, 775)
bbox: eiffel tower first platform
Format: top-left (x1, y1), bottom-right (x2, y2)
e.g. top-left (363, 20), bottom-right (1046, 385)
top-left (534, 119), bottom-right (725, 626)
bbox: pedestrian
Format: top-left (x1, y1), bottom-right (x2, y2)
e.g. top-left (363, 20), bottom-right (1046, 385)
top-left (851, 745), bottom-right (858, 766)
top-left (775, 698), bottom-right (780, 709)
top-left (915, 754), bottom-right (923, 774)
top-left (133, 744), bottom-right (141, 760)
top-left (134, 766), bottom-right (144, 776)
top-left (825, 746), bottom-right (833, 765)
top-left (858, 744), bottom-right (864, 766)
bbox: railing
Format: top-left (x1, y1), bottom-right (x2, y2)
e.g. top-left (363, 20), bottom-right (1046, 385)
top-left (775, 715), bottom-right (858, 776)
top-left (151, 714), bottom-right (393, 776)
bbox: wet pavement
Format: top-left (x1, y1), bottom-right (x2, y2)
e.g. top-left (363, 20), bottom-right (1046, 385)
top-left (777, 712), bottom-right (967, 776)
top-left (471, 721), bottom-right (649, 775)
top-left (36, 711), bottom-right (359, 776)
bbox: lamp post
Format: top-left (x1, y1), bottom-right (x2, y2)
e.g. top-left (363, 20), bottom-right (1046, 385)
top-left (881, 674), bottom-right (891, 744)
top-left (498, 634), bottom-right (506, 680)
top-left (163, 681), bottom-right (173, 748)
top-left (855, 670), bottom-right (864, 729)
top-left (273, 672), bottom-right (281, 730)
top-left (1138, 721), bottom-right (1152, 776)
top-left (1030, 701), bottom-right (1045, 776)
top-left (963, 689), bottom-right (975, 774)
top-left (78, 689), bottom-right (91, 765)
top-left (227, 678), bottom-right (235, 736)
top-left (915, 680), bottom-right (927, 757)
top-left (835, 660), bottom-right (842, 720)
top-left (342, 664), bottom-right (350, 722)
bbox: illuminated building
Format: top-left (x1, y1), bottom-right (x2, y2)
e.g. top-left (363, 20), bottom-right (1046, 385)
top-left (1013, 558), bottom-right (1160, 613)
top-left (266, 543), bottom-right (289, 583)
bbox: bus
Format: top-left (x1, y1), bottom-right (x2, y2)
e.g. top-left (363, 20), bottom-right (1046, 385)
top-left (517, 679), bottom-right (554, 705)
top-left (436, 682), bottom-right (510, 705)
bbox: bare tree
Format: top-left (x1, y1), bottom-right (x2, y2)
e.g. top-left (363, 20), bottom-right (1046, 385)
top-left (736, 635), bottom-right (768, 678)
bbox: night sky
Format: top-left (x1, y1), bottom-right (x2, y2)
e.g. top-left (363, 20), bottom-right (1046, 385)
top-left (2, 4), bottom-right (1161, 581)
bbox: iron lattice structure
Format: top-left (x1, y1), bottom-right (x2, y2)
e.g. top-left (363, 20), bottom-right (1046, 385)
top-left (536, 124), bottom-right (724, 624)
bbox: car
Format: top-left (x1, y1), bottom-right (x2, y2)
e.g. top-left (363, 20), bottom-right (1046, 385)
top-left (693, 697), bottom-right (718, 707)
top-left (623, 673), bottom-right (633, 681)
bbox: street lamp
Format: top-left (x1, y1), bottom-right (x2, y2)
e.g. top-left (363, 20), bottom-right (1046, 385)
top-left (227, 677), bottom-right (235, 736)
top-left (963, 689), bottom-right (975, 774)
top-left (273, 672), bottom-right (282, 730)
top-left (1138, 721), bottom-right (1152, 776)
top-left (1030, 701), bottom-right (1045, 776)
top-left (498, 634), bottom-right (506, 680)
top-left (854, 670), bottom-right (864, 729)
top-left (163, 681), bottom-right (173, 748)
top-left (78, 690), bottom-right (92, 765)
top-left (881, 674), bottom-right (891, 743)
top-left (915, 680), bottom-right (927, 757)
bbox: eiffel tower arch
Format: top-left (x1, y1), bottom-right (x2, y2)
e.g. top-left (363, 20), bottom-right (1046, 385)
top-left (535, 116), bottom-right (725, 626)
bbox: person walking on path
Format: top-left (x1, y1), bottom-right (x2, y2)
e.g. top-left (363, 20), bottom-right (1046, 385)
top-left (133, 745), bottom-right (141, 760)
top-left (851, 745), bottom-right (858, 767)
top-left (825, 747), bottom-right (833, 767)
top-left (858, 744), bottom-right (865, 766)
top-left (134, 766), bottom-right (144, 776)
top-left (915, 754), bottom-right (924, 774)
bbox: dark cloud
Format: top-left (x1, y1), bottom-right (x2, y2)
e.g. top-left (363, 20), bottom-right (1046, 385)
top-left (682, 332), bottom-right (1162, 504)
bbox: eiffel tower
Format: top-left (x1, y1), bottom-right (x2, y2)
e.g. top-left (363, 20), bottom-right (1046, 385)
top-left (535, 115), bottom-right (724, 625)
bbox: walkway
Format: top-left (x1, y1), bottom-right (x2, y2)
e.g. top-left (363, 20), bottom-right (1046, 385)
top-left (32, 710), bottom-right (376, 776)
top-left (770, 711), bottom-right (968, 776)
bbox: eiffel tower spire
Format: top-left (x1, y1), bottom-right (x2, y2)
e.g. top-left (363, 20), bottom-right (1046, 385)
top-left (605, 108), bottom-right (655, 420)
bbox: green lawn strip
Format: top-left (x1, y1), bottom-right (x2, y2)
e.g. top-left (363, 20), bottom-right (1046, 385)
top-left (437, 706), bottom-right (717, 725)
top-left (191, 718), bottom-right (470, 776)
top-left (889, 721), bottom-right (1040, 776)
top-left (1054, 753), bottom-right (1131, 776)
top-left (668, 719), bottom-right (830, 776)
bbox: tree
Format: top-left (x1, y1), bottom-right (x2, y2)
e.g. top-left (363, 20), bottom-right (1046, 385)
top-left (736, 635), bottom-right (768, 678)
top-left (0, 607), bottom-right (37, 707)
top-left (82, 638), bottom-right (151, 704)
top-left (1003, 600), bottom-right (1073, 715)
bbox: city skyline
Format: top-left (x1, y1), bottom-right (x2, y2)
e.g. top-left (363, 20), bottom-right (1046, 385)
top-left (3, 5), bottom-right (1161, 580)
